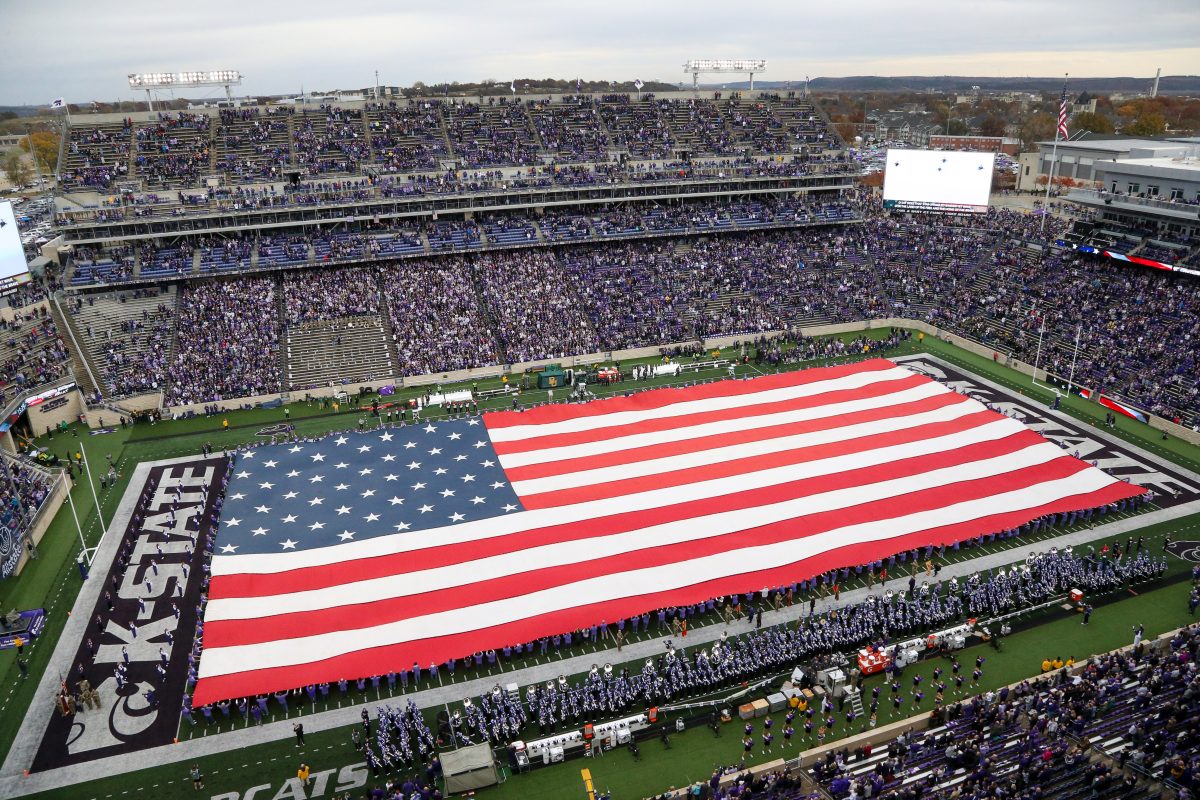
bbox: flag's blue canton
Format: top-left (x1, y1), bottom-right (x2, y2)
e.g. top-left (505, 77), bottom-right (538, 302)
top-left (215, 420), bottom-right (521, 556)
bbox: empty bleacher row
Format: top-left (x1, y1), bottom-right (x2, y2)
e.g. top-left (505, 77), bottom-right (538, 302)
top-left (57, 95), bottom-right (841, 193)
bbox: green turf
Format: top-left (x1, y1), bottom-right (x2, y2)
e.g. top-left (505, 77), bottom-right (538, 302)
top-left (3, 327), bottom-right (1200, 799)
top-left (18, 572), bottom-right (1197, 800)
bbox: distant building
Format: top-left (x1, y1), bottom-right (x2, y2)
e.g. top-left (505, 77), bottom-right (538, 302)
top-left (927, 135), bottom-right (1020, 156)
top-left (1064, 156), bottom-right (1200, 243)
top-left (1034, 133), bottom-right (1192, 185)
top-left (1073, 92), bottom-right (1098, 115)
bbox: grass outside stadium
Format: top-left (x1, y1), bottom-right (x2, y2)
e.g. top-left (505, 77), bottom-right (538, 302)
top-left (1, 326), bottom-right (1198, 800)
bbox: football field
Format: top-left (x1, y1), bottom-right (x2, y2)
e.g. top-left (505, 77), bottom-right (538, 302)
top-left (2, 330), bottom-right (1199, 800)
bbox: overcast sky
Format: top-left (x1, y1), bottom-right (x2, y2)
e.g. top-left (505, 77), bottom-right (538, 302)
top-left (1, 0), bottom-right (1197, 105)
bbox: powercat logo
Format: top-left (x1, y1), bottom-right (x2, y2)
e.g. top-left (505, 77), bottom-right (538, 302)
top-left (209, 761), bottom-right (369, 800)
top-left (1165, 540), bottom-right (1200, 563)
top-left (257, 424), bottom-right (295, 437)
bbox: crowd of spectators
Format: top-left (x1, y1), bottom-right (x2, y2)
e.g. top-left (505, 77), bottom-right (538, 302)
top-left (0, 303), bottom-right (70, 395)
top-left (471, 250), bottom-right (601, 363)
top-left (282, 266), bottom-right (380, 324)
top-left (54, 199), bottom-right (1200, 427)
top-left (166, 278), bottom-right (281, 405)
top-left (380, 260), bottom-right (501, 375)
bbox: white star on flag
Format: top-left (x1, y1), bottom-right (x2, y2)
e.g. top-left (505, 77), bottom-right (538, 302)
top-left (226, 518), bottom-right (242, 526)
top-left (251, 527), bottom-right (268, 536)
top-left (281, 514), bottom-right (297, 523)
top-left (311, 453), bottom-right (325, 462)
top-left (280, 539), bottom-right (297, 549)
top-left (221, 544), bottom-right (239, 553)
top-left (286, 470), bottom-right (300, 478)
top-left (338, 531), bottom-right (356, 541)
top-left (363, 513), bottom-right (380, 522)
top-left (264, 460), bottom-right (278, 468)
top-left (236, 471), bottom-right (251, 479)
top-left (439, 489), bottom-right (456, 498)
top-left (259, 481), bottom-right (274, 489)
top-left (423, 424), bottom-right (437, 433)
top-left (307, 497), bottom-right (324, 506)
top-left (382, 454), bottom-right (396, 462)
top-left (362, 489), bottom-right (376, 498)
top-left (288, 446), bottom-right (303, 453)
top-left (450, 512), bottom-right (466, 522)
top-left (412, 482), bottom-right (427, 490)
top-left (449, 432), bottom-right (462, 441)
top-left (407, 461), bottom-right (422, 470)
top-left (380, 432), bottom-right (394, 441)
top-left (335, 436), bottom-right (348, 445)
top-left (308, 521), bottom-right (325, 531)
top-left (388, 496), bottom-right (404, 506)
top-left (336, 505), bottom-right (352, 515)
top-left (358, 445), bottom-right (372, 453)
top-left (419, 504), bottom-right (434, 513)
top-left (283, 491), bottom-right (299, 499)
top-left (255, 505), bottom-right (271, 513)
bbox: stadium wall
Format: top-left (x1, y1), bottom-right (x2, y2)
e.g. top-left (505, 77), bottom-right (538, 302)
top-left (6, 470), bottom-right (70, 578)
top-left (158, 318), bottom-right (1200, 447)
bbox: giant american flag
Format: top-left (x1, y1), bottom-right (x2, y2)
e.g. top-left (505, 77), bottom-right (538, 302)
top-left (192, 359), bottom-right (1144, 704)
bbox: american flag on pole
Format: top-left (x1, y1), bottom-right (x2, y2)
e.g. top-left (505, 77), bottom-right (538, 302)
top-left (192, 359), bottom-right (1143, 704)
top-left (1057, 83), bottom-right (1070, 140)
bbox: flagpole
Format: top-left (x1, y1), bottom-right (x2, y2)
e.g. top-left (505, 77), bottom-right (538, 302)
top-left (1040, 73), bottom-right (1067, 233)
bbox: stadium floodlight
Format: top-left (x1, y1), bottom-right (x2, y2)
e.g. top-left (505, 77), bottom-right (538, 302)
top-left (127, 70), bottom-right (244, 110)
top-left (683, 59), bottom-right (768, 91)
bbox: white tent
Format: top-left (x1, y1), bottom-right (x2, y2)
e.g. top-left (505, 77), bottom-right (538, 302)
top-left (441, 743), bottom-right (499, 793)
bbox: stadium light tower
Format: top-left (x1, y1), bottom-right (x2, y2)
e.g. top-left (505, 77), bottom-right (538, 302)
top-left (683, 59), bottom-right (768, 93)
top-left (127, 70), bottom-right (243, 111)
